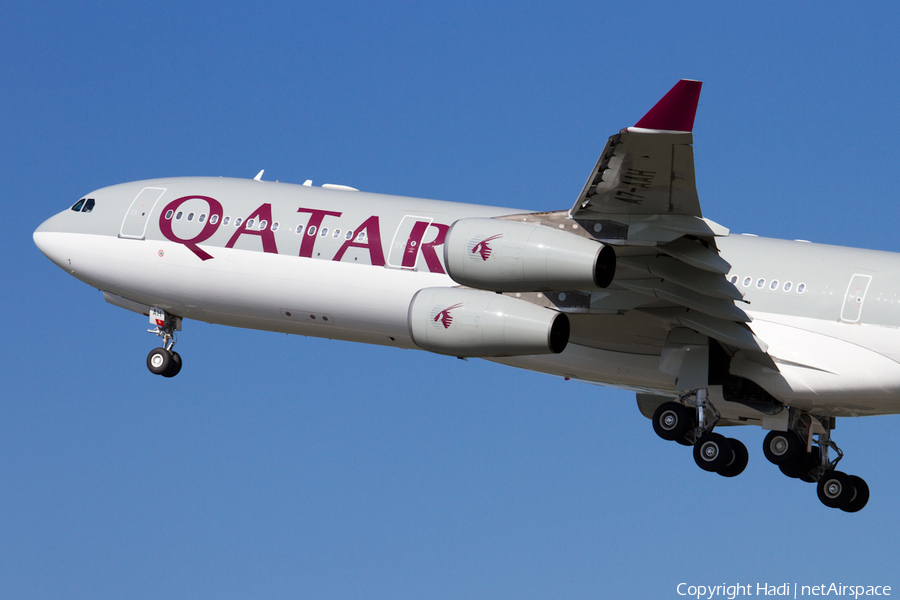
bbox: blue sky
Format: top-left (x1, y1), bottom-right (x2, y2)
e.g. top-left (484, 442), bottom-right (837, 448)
top-left (4, 1), bottom-right (900, 598)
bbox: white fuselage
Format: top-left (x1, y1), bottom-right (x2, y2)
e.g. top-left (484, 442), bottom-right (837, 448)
top-left (34, 177), bottom-right (900, 417)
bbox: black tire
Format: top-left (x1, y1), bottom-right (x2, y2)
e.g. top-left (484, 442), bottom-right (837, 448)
top-left (780, 447), bottom-right (818, 480)
top-left (147, 348), bottom-right (172, 375)
top-left (652, 402), bottom-right (693, 441)
top-left (163, 351), bottom-right (182, 378)
top-left (799, 447), bottom-right (822, 483)
top-left (694, 432), bottom-right (732, 472)
top-left (841, 475), bottom-right (870, 513)
top-left (763, 430), bottom-right (802, 466)
top-left (817, 470), bottom-right (854, 509)
top-left (717, 438), bottom-right (749, 478)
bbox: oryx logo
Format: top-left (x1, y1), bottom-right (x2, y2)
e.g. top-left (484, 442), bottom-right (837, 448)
top-left (432, 303), bottom-right (463, 329)
top-left (469, 234), bottom-right (503, 261)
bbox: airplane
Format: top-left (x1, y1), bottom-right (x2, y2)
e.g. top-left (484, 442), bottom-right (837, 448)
top-left (33, 80), bottom-right (900, 513)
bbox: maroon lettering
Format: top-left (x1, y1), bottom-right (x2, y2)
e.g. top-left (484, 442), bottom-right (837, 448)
top-left (333, 215), bottom-right (385, 266)
top-left (419, 223), bottom-right (449, 274)
top-left (401, 220), bottom-right (430, 269)
top-left (158, 195), bottom-right (223, 261)
top-left (226, 203), bottom-right (278, 253)
top-left (296, 207), bottom-right (342, 258)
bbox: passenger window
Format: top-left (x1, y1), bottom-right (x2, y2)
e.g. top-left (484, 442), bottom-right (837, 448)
top-left (223, 216), bottom-right (231, 226)
top-left (199, 214), bottom-right (206, 223)
top-left (296, 224), bottom-right (304, 235)
top-left (259, 220), bottom-right (268, 230)
top-left (798, 283), bottom-right (807, 293)
top-left (235, 218), bottom-right (243, 227)
top-left (756, 278), bottom-right (765, 288)
top-left (165, 210), bottom-right (174, 220)
top-left (770, 280), bottom-right (779, 290)
top-left (357, 231), bottom-right (367, 242)
top-left (333, 229), bottom-right (341, 238)
top-left (187, 212), bottom-right (194, 221)
top-left (175, 211), bottom-right (183, 220)
top-left (345, 230), bottom-right (353, 240)
top-left (71, 199), bottom-right (86, 212)
top-left (742, 277), bottom-right (751, 287)
top-left (784, 282), bottom-right (792, 292)
top-left (320, 227), bottom-right (328, 237)
top-left (272, 222), bottom-right (279, 232)
top-left (307, 226), bottom-right (317, 236)
top-left (83, 198), bottom-right (95, 212)
top-left (729, 275), bottom-right (738, 284)
top-left (247, 219), bottom-right (255, 228)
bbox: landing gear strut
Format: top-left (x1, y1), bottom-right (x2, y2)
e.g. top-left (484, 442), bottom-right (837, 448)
top-left (147, 307), bottom-right (182, 378)
top-left (650, 388), bottom-right (748, 478)
top-left (649, 390), bottom-right (870, 511)
top-left (763, 414), bottom-right (869, 512)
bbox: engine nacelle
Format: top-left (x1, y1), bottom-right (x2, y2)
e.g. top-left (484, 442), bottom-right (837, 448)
top-left (408, 287), bottom-right (569, 357)
top-left (443, 217), bottom-right (615, 292)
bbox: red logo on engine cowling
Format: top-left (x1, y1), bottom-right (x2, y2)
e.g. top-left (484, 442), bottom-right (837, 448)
top-left (471, 234), bottom-right (502, 261)
top-left (433, 303), bottom-right (463, 329)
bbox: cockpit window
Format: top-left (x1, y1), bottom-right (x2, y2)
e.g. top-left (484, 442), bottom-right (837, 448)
top-left (71, 198), bottom-right (96, 212)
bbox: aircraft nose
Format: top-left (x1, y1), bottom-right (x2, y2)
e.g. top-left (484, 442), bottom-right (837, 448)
top-left (34, 217), bottom-right (72, 272)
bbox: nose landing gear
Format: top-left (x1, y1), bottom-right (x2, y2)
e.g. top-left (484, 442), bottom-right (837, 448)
top-left (147, 307), bottom-right (182, 377)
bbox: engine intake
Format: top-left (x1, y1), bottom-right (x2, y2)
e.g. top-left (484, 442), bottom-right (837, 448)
top-left (444, 217), bottom-right (615, 292)
top-left (408, 287), bottom-right (569, 357)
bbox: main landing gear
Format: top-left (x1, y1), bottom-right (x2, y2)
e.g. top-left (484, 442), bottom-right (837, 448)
top-left (146, 307), bottom-right (182, 378)
top-left (651, 390), bottom-right (869, 511)
top-left (762, 415), bottom-right (869, 513)
top-left (652, 388), bottom-right (749, 478)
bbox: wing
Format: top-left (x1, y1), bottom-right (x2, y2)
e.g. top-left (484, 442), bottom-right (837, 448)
top-left (570, 79), bottom-right (704, 219)
top-left (504, 80), bottom-right (773, 396)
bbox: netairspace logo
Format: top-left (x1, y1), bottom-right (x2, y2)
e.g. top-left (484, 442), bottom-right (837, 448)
top-left (676, 582), bottom-right (891, 600)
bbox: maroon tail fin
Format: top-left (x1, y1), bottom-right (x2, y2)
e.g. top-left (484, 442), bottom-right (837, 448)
top-left (634, 80), bottom-right (702, 132)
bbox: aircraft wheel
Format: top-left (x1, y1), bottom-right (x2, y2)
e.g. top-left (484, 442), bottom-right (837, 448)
top-left (780, 447), bottom-right (819, 480)
top-left (147, 348), bottom-right (172, 375)
top-left (717, 438), bottom-right (748, 477)
top-left (694, 432), bottom-right (732, 472)
top-left (841, 476), bottom-right (869, 513)
top-left (817, 470), bottom-right (854, 509)
top-left (652, 402), bottom-right (693, 441)
top-left (763, 430), bottom-right (802, 466)
top-left (163, 351), bottom-right (182, 378)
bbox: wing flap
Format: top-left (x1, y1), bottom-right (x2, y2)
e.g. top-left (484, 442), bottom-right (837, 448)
top-left (620, 256), bottom-right (744, 302)
top-left (617, 279), bottom-right (751, 323)
top-left (658, 237), bottom-right (731, 275)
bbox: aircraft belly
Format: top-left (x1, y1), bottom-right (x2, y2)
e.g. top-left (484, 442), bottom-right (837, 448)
top-left (491, 343), bottom-right (677, 394)
top-left (40, 232), bottom-right (452, 347)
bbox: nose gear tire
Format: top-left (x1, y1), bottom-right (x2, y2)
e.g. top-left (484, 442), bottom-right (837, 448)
top-left (147, 348), bottom-right (172, 375)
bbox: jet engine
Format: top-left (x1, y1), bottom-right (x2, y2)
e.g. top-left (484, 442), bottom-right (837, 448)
top-left (443, 217), bottom-right (615, 292)
top-left (407, 287), bottom-right (569, 357)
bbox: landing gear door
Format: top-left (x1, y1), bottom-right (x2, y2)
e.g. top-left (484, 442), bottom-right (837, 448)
top-left (840, 274), bottom-right (872, 323)
top-left (120, 187), bottom-right (166, 239)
